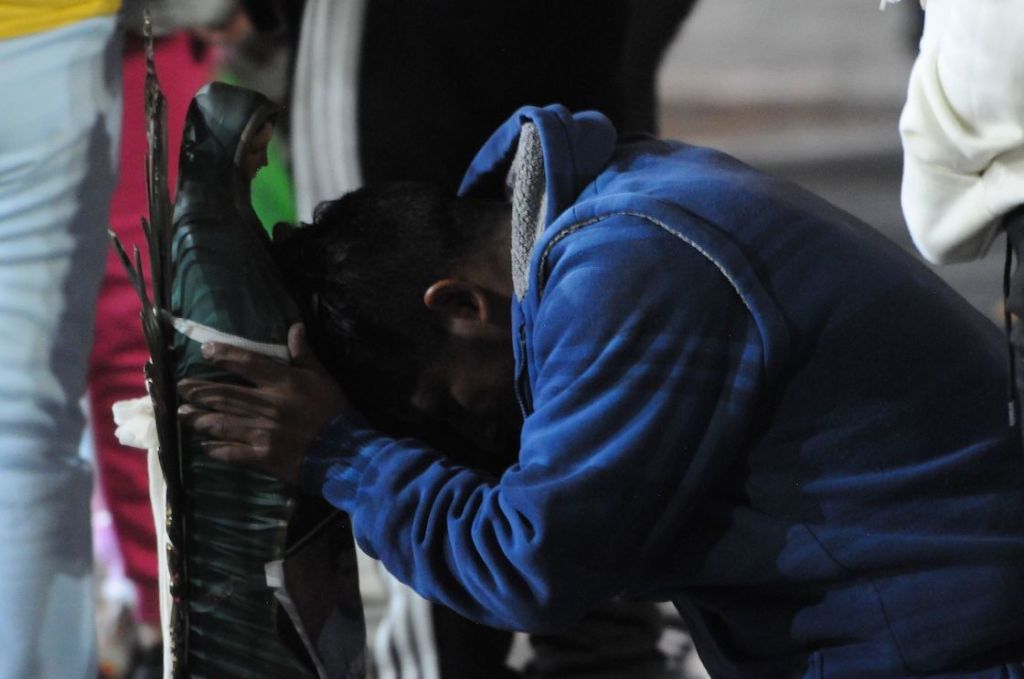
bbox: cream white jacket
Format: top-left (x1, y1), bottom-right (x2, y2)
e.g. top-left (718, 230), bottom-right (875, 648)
top-left (900, 0), bottom-right (1024, 264)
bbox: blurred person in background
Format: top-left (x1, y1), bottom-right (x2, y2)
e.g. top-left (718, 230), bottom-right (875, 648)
top-left (0, 2), bottom-right (122, 677)
top-left (898, 0), bottom-right (1024, 433)
top-left (289, 0), bottom-right (698, 216)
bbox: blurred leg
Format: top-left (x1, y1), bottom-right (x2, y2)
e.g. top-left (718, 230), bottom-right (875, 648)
top-left (0, 16), bottom-right (121, 679)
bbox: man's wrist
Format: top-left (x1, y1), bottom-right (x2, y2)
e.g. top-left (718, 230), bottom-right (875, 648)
top-left (299, 408), bottom-right (387, 508)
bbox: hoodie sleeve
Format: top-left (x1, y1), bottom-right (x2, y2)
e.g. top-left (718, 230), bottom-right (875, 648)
top-left (302, 215), bottom-right (764, 632)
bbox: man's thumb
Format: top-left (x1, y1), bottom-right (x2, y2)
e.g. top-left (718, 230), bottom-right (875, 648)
top-left (288, 323), bottom-right (322, 369)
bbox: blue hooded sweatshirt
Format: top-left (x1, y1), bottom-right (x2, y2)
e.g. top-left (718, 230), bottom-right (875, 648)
top-left (303, 106), bottom-right (1024, 678)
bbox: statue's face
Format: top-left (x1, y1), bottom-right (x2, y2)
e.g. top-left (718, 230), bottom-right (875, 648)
top-left (241, 122), bottom-right (274, 180)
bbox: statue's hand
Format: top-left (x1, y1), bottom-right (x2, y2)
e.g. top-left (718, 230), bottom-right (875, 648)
top-left (177, 323), bottom-right (349, 486)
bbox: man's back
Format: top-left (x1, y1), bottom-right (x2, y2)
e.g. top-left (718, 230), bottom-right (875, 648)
top-left (481, 111), bottom-right (1024, 676)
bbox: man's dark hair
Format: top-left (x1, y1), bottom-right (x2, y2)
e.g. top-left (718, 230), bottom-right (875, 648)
top-left (272, 182), bottom-right (505, 424)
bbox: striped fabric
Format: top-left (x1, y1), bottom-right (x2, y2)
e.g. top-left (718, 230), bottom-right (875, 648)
top-left (290, 0), bottom-right (366, 223)
top-left (370, 565), bottom-right (439, 679)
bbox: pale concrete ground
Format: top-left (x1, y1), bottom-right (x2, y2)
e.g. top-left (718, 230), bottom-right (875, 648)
top-left (654, 0), bottom-right (1004, 320)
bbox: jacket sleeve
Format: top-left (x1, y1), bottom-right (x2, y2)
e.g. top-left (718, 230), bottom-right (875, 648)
top-left (301, 216), bottom-right (765, 632)
top-left (900, 0), bottom-right (1024, 264)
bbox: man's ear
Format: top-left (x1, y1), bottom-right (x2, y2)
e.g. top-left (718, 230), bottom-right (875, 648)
top-left (423, 279), bottom-right (491, 324)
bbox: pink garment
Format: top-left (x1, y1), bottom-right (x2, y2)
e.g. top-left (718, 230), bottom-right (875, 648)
top-left (88, 33), bottom-right (210, 624)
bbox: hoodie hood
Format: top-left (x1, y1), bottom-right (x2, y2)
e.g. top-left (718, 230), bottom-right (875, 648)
top-left (458, 105), bottom-right (617, 300)
top-left (177, 81), bottom-right (279, 190)
top-left (458, 105), bottom-right (616, 222)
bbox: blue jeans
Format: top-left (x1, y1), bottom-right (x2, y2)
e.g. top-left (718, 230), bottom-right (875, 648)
top-left (0, 15), bottom-right (121, 679)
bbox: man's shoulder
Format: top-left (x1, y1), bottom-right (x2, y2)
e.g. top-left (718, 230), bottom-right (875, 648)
top-left (535, 209), bottom-right (696, 288)
top-left (533, 180), bottom-right (755, 301)
top-left (527, 209), bottom-right (743, 332)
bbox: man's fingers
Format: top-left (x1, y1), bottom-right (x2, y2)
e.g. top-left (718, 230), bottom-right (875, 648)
top-left (177, 380), bottom-right (278, 419)
top-left (200, 441), bottom-right (262, 466)
top-left (200, 341), bottom-right (287, 386)
top-left (198, 441), bottom-right (288, 480)
top-left (178, 407), bottom-right (301, 483)
top-left (178, 406), bottom-right (274, 449)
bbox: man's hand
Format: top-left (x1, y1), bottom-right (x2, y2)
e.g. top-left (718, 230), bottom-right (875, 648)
top-left (177, 323), bottom-right (348, 485)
